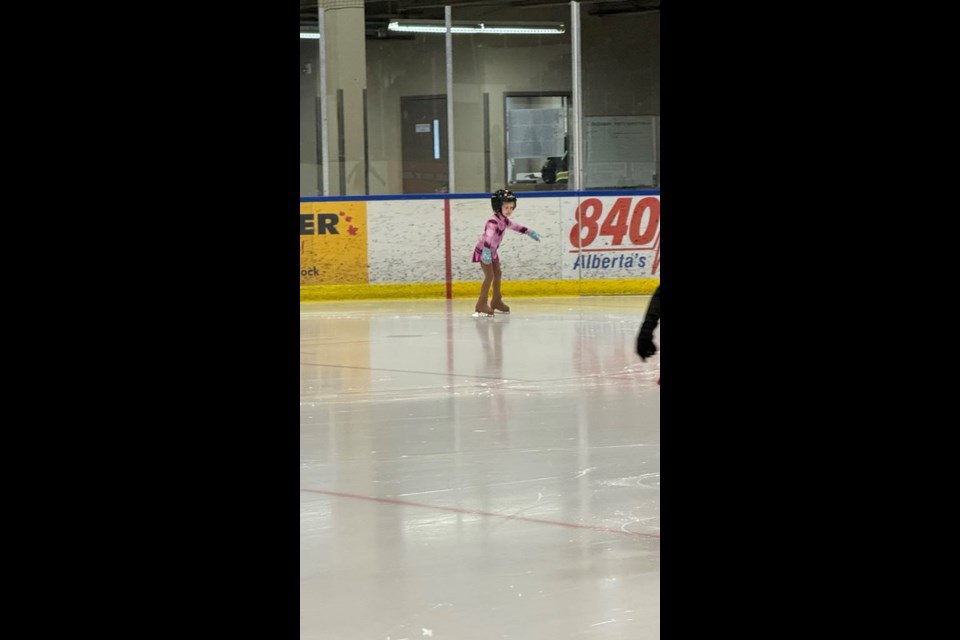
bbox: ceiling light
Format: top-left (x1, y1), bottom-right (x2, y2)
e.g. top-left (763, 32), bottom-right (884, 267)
top-left (387, 20), bottom-right (565, 35)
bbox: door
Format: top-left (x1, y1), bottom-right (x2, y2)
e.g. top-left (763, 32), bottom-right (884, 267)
top-left (401, 95), bottom-right (448, 194)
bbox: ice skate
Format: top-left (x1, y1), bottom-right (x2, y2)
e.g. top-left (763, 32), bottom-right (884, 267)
top-left (473, 303), bottom-right (495, 318)
top-left (490, 299), bottom-right (510, 314)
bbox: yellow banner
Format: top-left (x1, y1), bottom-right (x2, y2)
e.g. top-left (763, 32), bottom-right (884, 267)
top-left (299, 201), bottom-right (369, 285)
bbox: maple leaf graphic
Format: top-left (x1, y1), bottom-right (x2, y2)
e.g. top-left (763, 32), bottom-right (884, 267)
top-left (348, 225), bottom-right (358, 236)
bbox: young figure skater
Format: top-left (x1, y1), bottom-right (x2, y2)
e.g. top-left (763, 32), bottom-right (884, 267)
top-left (636, 284), bottom-right (660, 384)
top-left (472, 189), bottom-right (540, 316)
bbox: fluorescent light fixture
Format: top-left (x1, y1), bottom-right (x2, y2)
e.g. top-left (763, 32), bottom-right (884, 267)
top-left (300, 32), bottom-right (320, 40)
top-left (387, 20), bottom-right (565, 35)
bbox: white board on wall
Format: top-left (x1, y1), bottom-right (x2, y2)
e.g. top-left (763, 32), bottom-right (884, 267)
top-left (583, 116), bottom-right (657, 188)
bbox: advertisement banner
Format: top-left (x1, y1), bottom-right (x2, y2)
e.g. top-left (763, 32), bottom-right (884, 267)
top-left (562, 195), bottom-right (660, 279)
top-left (299, 201), bottom-right (369, 285)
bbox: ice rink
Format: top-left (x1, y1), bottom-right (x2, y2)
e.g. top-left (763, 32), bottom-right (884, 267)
top-left (300, 295), bottom-right (660, 639)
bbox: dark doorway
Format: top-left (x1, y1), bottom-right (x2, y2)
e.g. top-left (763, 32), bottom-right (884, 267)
top-left (401, 95), bottom-right (448, 194)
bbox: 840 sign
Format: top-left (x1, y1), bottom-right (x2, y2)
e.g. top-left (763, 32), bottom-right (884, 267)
top-left (568, 196), bottom-right (659, 275)
top-left (569, 197), bottom-right (659, 248)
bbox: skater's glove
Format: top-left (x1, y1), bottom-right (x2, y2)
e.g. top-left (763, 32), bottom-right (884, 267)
top-left (636, 332), bottom-right (657, 361)
top-left (481, 248), bottom-right (492, 265)
top-left (528, 230), bottom-right (541, 242)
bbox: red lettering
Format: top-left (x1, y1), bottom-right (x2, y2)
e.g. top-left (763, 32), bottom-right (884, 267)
top-left (628, 197), bottom-right (660, 245)
top-left (568, 196), bottom-right (660, 252)
top-left (569, 198), bottom-right (604, 247)
top-left (599, 198), bottom-right (631, 246)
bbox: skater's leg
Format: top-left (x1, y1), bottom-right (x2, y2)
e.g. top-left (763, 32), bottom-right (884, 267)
top-left (476, 263), bottom-right (494, 314)
top-left (490, 262), bottom-right (510, 313)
